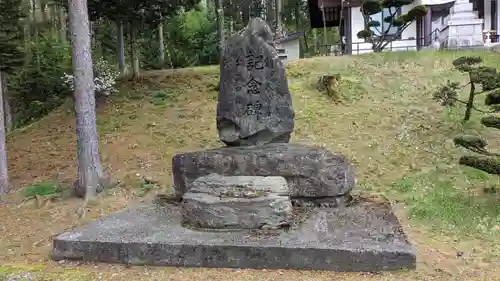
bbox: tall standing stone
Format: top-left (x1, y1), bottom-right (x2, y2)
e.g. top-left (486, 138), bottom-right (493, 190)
top-left (217, 18), bottom-right (295, 146)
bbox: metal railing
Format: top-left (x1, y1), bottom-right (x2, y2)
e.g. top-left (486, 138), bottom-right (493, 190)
top-left (331, 27), bottom-right (499, 56)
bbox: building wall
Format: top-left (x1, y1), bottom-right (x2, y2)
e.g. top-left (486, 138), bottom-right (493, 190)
top-left (349, 5), bottom-right (418, 54)
top-left (281, 39), bottom-right (301, 61)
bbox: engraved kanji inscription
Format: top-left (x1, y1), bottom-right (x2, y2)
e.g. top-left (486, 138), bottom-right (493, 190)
top-left (244, 101), bottom-right (263, 116)
top-left (235, 56), bottom-right (244, 66)
top-left (246, 78), bottom-right (262, 95)
top-left (245, 50), bottom-right (264, 70)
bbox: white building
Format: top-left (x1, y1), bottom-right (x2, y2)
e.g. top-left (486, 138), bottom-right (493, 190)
top-left (275, 32), bottom-right (304, 64)
top-left (310, 0), bottom-right (500, 54)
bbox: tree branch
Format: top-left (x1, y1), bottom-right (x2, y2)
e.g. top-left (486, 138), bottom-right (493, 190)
top-left (450, 97), bottom-right (495, 113)
top-left (475, 87), bottom-right (500, 96)
top-left (379, 21), bottom-right (411, 50)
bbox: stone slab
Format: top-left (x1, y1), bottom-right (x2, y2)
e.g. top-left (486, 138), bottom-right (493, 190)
top-left (172, 143), bottom-right (356, 200)
top-left (52, 200), bottom-right (416, 272)
top-left (182, 174), bottom-right (293, 229)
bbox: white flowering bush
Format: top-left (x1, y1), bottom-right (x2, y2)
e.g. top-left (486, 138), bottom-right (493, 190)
top-left (62, 57), bottom-right (119, 96)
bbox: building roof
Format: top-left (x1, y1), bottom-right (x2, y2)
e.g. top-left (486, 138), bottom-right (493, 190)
top-left (276, 32), bottom-right (304, 43)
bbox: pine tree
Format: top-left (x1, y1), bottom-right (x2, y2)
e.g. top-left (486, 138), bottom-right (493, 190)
top-left (357, 0), bottom-right (428, 52)
top-left (433, 56), bottom-right (500, 178)
top-left (0, 0), bottom-right (25, 72)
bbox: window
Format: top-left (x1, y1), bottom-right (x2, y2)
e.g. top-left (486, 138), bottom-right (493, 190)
top-left (369, 8), bottom-right (402, 37)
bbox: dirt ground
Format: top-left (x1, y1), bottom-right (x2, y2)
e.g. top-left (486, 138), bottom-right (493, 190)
top-left (1, 53), bottom-right (500, 280)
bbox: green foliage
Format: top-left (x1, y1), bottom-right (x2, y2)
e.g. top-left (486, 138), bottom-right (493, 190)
top-left (459, 156), bottom-right (500, 175)
top-left (0, 0), bottom-right (25, 72)
top-left (7, 35), bottom-right (72, 126)
top-left (438, 56), bottom-right (500, 176)
top-left (22, 182), bottom-right (68, 198)
top-left (452, 55), bottom-right (482, 72)
top-left (149, 90), bottom-right (175, 105)
top-left (361, 0), bottom-right (383, 15)
top-left (434, 56), bottom-right (500, 121)
top-left (481, 115), bottom-right (500, 129)
top-left (381, 0), bottom-right (413, 8)
top-left (393, 172), bottom-right (500, 236)
top-left (485, 89), bottom-right (500, 105)
top-left (87, 0), bottom-right (198, 28)
top-left (367, 20), bottom-right (380, 28)
top-left (406, 5), bottom-right (428, 19)
top-left (161, 5), bottom-right (218, 68)
top-left (356, 29), bottom-right (373, 39)
top-left (359, 0), bottom-right (427, 52)
top-left (453, 135), bottom-right (487, 151)
top-left (134, 182), bottom-right (155, 197)
top-left (432, 80), bottom-right (460, 106)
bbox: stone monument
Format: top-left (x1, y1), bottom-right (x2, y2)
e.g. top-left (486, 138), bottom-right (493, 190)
top-left (51, 18), bottom-right (417, 272)
top-left (441, 0), bottom-right (484, 48)
top-left (217, 18), bottom-right (294, 146)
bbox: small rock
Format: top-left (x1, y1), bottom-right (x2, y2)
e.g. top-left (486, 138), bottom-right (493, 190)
top-left (143, 176), bottom-right (157, 184)
top-left (456, 251), bottom-right (464, 257)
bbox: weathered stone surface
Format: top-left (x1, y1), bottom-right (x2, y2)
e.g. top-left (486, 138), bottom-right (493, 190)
top-left (172, 143), bottom-right (355, 200)
top-left (217, 17), bottom-right (295, 146)
top-left (51, 197), bottom-right (417, 272)
top-left (181, 174), bottom-right (293, 229)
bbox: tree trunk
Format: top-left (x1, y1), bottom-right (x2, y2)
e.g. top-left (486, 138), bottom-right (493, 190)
top-left (68, 0), bottom-right (107, 199)
top-left (116, 21), bottom-right (125, 75)
top-left (40, 0), bottom-right (48, 23)
top-left (228, 0), bottom-right (234, 34)
top-left (0, 72), bottom-right (9, 195)
top-left (464, 79), bottom-right (476, 122)
top-left (275, 0), bottom-right (282, 35)
top-left (158, 23), bottom-right (165, 66)
top-left (50, 4), bottom-right (57, 39)
top-left (319, 1), bottom-right (327, 55)
top-left (164, 27), bottom-right (174, 69)
top-left (130, 27), bottom-right (140, 79)
top-left (215, 0), bottom-right (225, 60)
top-left (2, 75), bottom-right (12, 133)
top-left (23, 19), bottom-right (31, 63)
top-left (303, 29), bottom-right (309, 55)
top-left (313, 28), bottom-right (317, 54)
top-left (31, 0), bottom-right (40, 69)
top-left (59, 6), bottom-right (66, 43)
top-left (294, 3), bottom-right (300, 32)
top-left (266, 0), bottom-right (274, 25)
top-left (242, 5), bottom-right (250, 25)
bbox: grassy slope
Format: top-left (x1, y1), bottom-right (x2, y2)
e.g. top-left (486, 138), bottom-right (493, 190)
top-left (1, 50), bottom-right (500, 280)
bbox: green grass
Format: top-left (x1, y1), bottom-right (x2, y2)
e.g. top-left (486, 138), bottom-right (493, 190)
top-left (393, 168), bottom-right (500, 238)
top-left (285, 49), bottom-right (500, 240)
top-left (22, 182), bottom-right (68, 198)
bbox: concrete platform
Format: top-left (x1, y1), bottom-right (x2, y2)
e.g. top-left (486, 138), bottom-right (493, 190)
top-left (52, 199), bottom-right (416, 272)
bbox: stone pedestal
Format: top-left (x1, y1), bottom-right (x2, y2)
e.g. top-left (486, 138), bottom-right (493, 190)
top-left (441, 0), bottom-right (484, 48)
top-left (50, 17), bottom-right (417, 273)
top-left (181, 174), bottom-right (293, 230)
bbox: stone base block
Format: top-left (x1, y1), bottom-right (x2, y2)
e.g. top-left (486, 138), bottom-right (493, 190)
top-left (182, 174), bottom-right (293, 229)
top-left (52, 198), bottom-right (416, 272)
